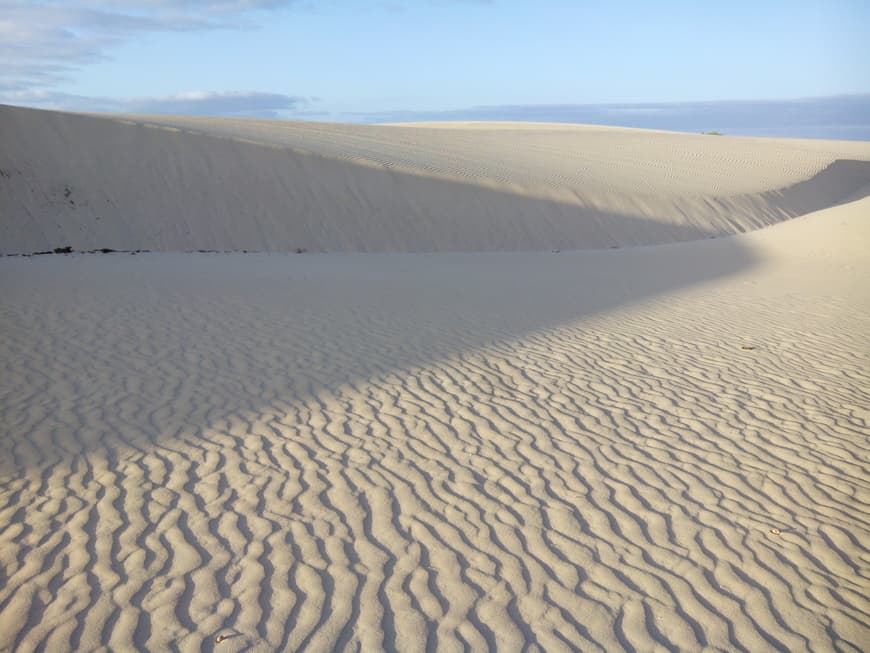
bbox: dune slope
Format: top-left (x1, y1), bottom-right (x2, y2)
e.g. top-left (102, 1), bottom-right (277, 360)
top-left (2, 104), bottom-right (869, 254)
top-left (1, 193), bottom-right (868, 651)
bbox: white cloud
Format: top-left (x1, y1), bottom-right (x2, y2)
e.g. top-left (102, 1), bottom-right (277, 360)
top-left (0, 0), bottom-right (493, 114)
top-left (0, 1), bottom-right (297, 96)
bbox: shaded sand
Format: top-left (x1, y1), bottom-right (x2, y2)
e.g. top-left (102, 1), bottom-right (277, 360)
top-left (1, 191), bottom-right (869, 650)
top-left (2, 104), bottom-right (870, 255)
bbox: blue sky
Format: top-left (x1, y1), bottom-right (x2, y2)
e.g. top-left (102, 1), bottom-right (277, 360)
top-left (1, 0), bottom-right (868, 132)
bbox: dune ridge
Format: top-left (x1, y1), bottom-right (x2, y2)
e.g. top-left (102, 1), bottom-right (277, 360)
top-left (2, 105), bottom-right (869, 255)
top-left (1, 192), bottom-right (868, 650)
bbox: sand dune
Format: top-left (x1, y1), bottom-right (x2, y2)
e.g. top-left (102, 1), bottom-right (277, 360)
top-left (2, 105), bottom-right (869, 254)
top-left (1, 105), bottom-right (869, 651)
top-left (1, 190), bottom-right (869, 650)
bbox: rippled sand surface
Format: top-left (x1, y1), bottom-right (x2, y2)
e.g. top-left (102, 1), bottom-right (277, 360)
top-left (2, 196), bottom-right (868, 651)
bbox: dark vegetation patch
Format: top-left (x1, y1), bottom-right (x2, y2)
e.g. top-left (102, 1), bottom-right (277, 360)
top-left (2, 247), bottom-right (321, 257)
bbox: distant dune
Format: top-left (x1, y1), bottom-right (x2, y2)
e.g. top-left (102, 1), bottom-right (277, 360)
top-left (355, 94), bottom-right (870, 141)
top-left (2, 104), bottom-right (869, 255)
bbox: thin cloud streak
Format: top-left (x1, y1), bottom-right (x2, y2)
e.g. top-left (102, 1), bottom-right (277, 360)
top-left (128, 90), bottom-right (308, 117)
top-left (2, 90), bottom-right (309, 119)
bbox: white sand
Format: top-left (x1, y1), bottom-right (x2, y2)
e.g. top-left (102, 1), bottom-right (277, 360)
top-left (0, 106), bottom-right (869, 652)
top-left (2, 105), bottom-right (869, 255)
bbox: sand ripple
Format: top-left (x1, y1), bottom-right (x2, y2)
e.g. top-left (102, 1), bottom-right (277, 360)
top-left (1, 201), bottom-right (868, 651)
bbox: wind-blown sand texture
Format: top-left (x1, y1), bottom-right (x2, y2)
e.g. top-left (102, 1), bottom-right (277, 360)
top-left (1, 107), bottom-right (869, 652)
